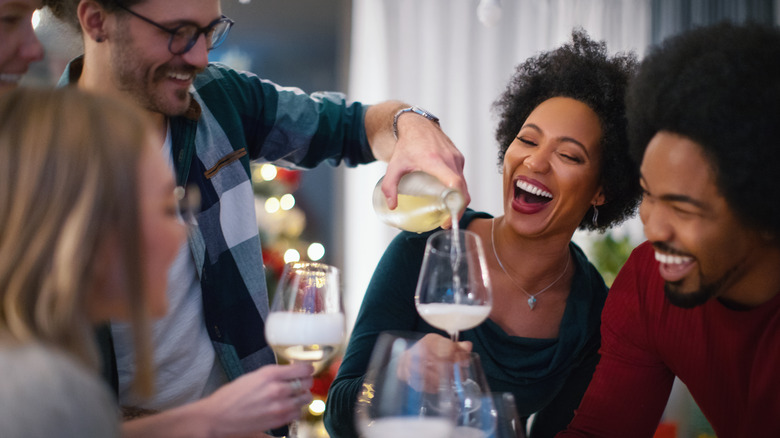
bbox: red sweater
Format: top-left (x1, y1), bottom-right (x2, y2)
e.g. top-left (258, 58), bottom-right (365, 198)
top-left (558, 241), bottom-right (780, 438)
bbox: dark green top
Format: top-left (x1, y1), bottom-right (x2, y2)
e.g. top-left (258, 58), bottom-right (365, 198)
top-left (324, 210), bottom-right (608, 438)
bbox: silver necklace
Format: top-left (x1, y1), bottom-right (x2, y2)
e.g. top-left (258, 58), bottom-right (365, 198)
top-left (490, 218), bottom-right (570, 310)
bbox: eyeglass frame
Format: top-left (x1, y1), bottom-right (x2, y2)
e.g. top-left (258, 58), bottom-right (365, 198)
top-left (115, 3), bottom-right (234, 55)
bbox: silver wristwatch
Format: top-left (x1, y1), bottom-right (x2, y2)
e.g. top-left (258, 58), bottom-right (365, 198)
top-left (392, 106), bottom-right (440, 139)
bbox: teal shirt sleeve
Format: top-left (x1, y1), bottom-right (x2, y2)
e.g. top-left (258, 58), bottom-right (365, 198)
top-left (185, 63), bottom-right (375, 168)
top-left (59, 58), bottom-right (375, 169)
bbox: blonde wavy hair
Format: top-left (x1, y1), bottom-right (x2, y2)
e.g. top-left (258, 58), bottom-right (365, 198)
top-left (0, 87), bottom-right (155, 396)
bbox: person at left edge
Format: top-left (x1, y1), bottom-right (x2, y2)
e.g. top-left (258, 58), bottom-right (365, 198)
top-left (42, 0), bottom-right (468, 437)
top-left (0, 0), bottom-right (44, 95)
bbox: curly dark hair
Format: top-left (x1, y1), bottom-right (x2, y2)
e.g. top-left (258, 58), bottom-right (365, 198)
top-left (43, 0), bottom-right (144, 31)
top-left (493, 29), bottom-right (640, 232)
top-left (627, 22), bottom-right (780, 237)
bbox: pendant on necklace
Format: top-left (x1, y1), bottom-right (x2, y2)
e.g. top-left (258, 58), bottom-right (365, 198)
top-left (527, 296), bottom-right (537, 310)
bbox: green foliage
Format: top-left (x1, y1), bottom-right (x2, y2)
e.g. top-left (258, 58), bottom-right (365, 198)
top-left (590, 232), bottom-right (635, 287)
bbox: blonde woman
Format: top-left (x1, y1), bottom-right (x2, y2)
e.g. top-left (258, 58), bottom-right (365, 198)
top-left (0, 87), bottom-right (316, 438)
top-left (0, 87), bottom-right (180, 437)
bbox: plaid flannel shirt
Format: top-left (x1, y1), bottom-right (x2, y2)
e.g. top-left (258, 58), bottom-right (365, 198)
top-left (61, 58), bottom-right (374, 383)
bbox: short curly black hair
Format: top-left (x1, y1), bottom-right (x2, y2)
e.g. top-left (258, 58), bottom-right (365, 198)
top-left (493, 29), bottom-right (640, 232)
top-left (627, 22), bottom-right (780, 237)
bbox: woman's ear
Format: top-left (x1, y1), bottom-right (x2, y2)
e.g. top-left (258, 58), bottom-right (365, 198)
top-left (591, 187), bottom-right (606, 207)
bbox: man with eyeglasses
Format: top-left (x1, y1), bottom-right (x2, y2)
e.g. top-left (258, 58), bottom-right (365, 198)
top-left (43, 0), bottom-right (469, 437)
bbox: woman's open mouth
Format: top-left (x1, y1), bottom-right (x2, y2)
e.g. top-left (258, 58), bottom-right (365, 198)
top-left (512, 178), bottom-right (553, 213)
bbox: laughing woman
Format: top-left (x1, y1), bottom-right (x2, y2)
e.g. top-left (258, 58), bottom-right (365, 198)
top-left (325, 30), bottom-right (641, 438)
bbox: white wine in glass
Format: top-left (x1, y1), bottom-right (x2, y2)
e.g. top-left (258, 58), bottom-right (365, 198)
top-left (265, 312), bottom-right (344, 373)
top-left (416, 229), bottom-right (493, 342)
top-left (264, 261), bottom-right (345, 437)
top-left (265, 261), bottom-right (344, 372)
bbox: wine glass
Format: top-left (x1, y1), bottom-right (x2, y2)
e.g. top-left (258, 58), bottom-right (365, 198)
top-left (355, 331), bottom-right (457, 438)
top-left (264, 261), bottom-right (345, 437)
top-left (489, 392), bottom-right (526, 438)
top-left (450, 353), bottom-right (496, 438)
top-left (416, 229), bottom-right (493, 342)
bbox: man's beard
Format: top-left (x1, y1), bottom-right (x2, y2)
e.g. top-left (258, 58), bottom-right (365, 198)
top-left (664, 280), bottom-right (719, 308)
top-left (110, 26), bottom-right (196, 116)
top-left (664, 266), bottom-right (735, 309)
top-left (116, 57), bottom-right (194, 116)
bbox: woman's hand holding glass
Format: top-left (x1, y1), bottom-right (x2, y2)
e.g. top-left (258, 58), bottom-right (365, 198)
top-left (395, 333), bottom-right (472, 393)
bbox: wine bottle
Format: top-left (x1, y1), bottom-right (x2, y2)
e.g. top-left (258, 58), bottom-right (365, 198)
top-left (373, 171), bottom-right (465, 233)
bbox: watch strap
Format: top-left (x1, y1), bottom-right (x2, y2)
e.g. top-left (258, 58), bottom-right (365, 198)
top-left (392, 106), bottom-right (440, 139)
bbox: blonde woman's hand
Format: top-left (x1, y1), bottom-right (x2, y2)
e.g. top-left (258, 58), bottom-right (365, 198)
top-left (121, 363), bottom-right (314, 438)
top-left (202, 362), bottom-right (314, 437)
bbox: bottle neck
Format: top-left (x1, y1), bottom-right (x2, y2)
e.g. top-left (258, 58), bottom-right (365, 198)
top-left (441, 189), bottom-right (464, 213)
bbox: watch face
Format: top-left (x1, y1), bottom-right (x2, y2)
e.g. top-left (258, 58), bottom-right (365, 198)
top-left (410, 106), bottom-right (439, 122)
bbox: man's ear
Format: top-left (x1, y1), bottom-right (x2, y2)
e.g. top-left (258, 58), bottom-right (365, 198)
top-left (78, 0), bottom-right (110, 43)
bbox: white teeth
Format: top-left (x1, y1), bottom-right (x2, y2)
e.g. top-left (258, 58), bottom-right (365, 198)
top-left (655, 251), bottom-right (693, 265)
top-left (515, 180), bottom-right (553, 198)
top-left (169, 72), bottom-right (191, 81)
top-left (0, 73), bottom-right (23, 84)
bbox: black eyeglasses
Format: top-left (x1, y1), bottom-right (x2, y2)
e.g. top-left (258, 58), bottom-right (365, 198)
top-left (116, 3), bottom-right (234, 55)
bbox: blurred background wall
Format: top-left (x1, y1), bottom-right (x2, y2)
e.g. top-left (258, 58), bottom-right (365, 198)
top-left (26, 0), bottom-right (778, 331)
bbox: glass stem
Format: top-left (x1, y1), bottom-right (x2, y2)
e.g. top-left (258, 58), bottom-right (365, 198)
top-left (288, 419), bottom-right (299, 438)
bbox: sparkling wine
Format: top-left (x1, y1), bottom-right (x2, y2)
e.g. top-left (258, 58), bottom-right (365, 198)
top-left (270, 342), bottom-right (339, 363)
top-left (265, 312), bottom-right (344, 371)
top-left (416, 303), bottom-right (491, 335)
top-left (451, 426), bottom-right (488, 438)
top-left (450, 203), bottom-right (463, 305)
top-left (364, 417), bottom-right (454, 438)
